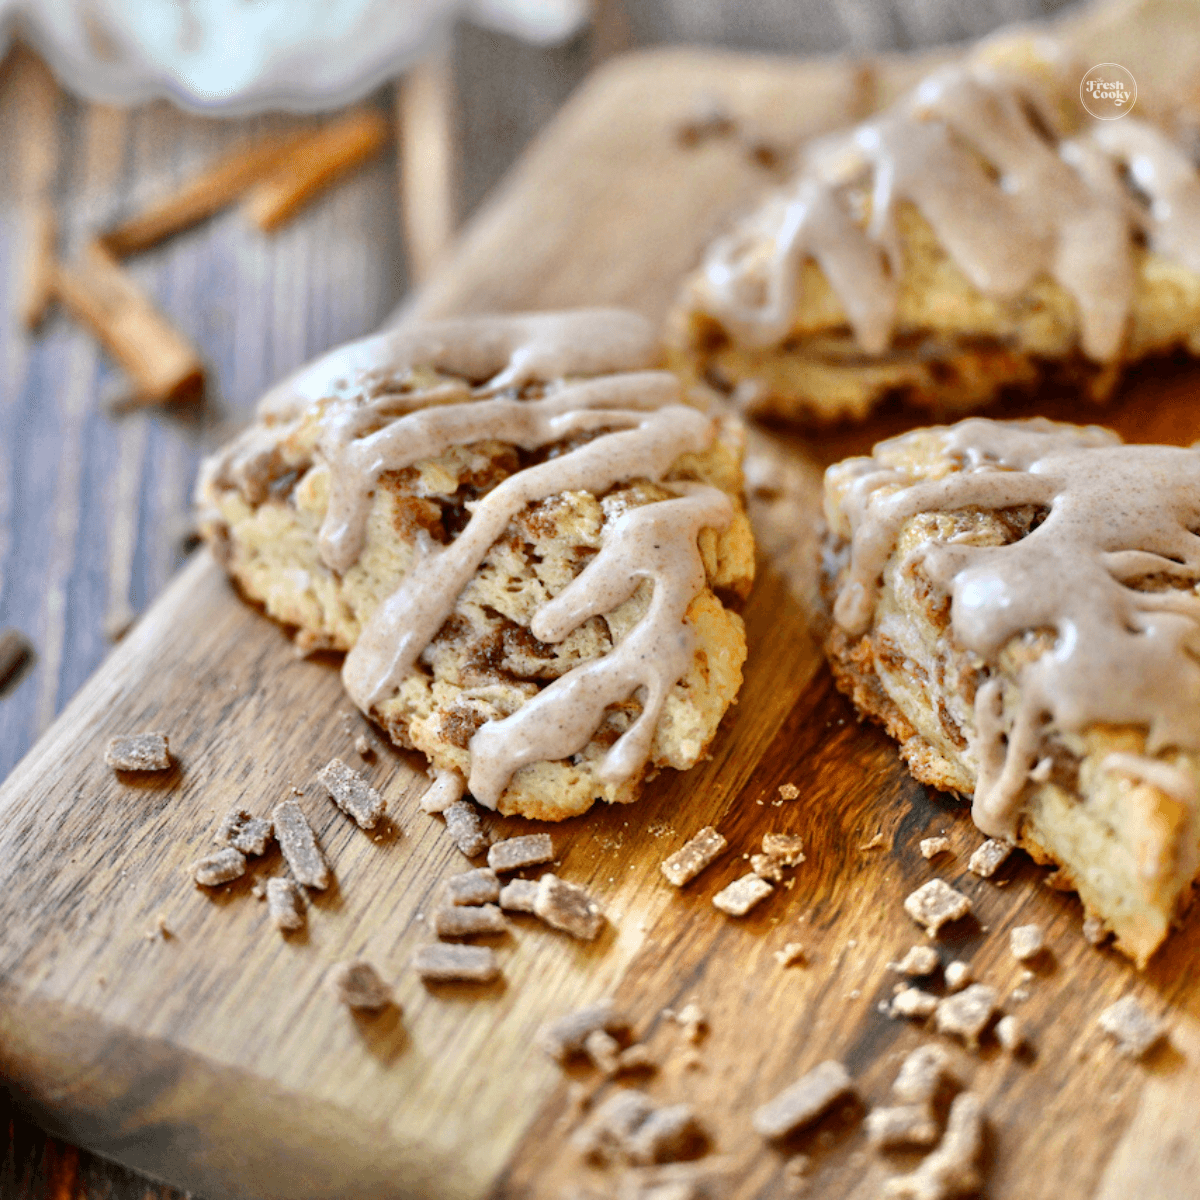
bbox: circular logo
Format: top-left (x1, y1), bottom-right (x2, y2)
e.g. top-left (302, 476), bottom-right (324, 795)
top-left (1080, 64), bottom-right (1137, 120)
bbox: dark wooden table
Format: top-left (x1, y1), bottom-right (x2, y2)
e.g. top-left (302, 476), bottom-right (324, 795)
top-left (0, 0), bottom-right (1077, 1195)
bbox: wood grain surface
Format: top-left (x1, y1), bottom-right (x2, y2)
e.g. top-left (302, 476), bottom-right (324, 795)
top-left (4, 0), bottom-right (1199, 1197)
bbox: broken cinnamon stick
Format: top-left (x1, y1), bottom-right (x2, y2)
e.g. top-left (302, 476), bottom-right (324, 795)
top-left (243, 108), bottom-right (391, 232)
top-left (52, 240), bottom-right (205, 407)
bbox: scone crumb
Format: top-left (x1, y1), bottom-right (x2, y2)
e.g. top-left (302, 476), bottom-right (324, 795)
top-left (327, 960), bottom-right (392, 1010)
top-left (889, 945), bottom-right (940, 977)
top-left (354, 734), bottom-right (374, 759)
top-left (775, 942), bottom-right (806, 967)
top-left (444, 800), bottom-right (488, 858)
top-left (713, 873), bottom-right (773, 916)
top-left (674, 1003), bottom-right (707, 1043)
top-left (919, 837), bottom-right (952, 860)
top-left (534, 873), bottom-right (604, 940)
top-left (1082, 915), bottom-right (1109, 945)
top-left (884, 1092), bottom-right (985, 1200)
top-left (778, 783), bottom-right (800, 801)
top-left (105, 732), bottom-right (170, 772)
top-left (317, 757), bottom-right (386, 830)
top-left (904, 879), bottom-right (971, 936)
top-left (996, 1014), bottom-right (1026, 1052)
top-left (489, 833), bottom-right (554, 873)
top-left (866, 1104), bottom-right (940, 1151)
top-left (944, 961), bottom-right (972, 992)
top-left (752, 1060), bottom-right (854, 1140)
top-left (750, 853), bottom-right (785, 882)
top-left (891, 988), bottom-right (939, 1020)
top-left (421, 770), bottom-right (465, 814)
top-left (266, 877), bottom-right (305, 930)
top-left (583, 1028), bottom-right (621, 1075)
top-left (446, 868), bottom-right (501, 906)
top-left (499, 878), bottom-right (539, 912)
top-left (570, 1090), bottom-right (655, 1165)
top-left (434, 903), bottom-right (507, 939)
top-left (1098, 995), bottom-right (1166, 1058)
top-left (762, 832), bottom-right (806, 866)
top-left (191, 847), bottom-right (246, 887)
top-left (968, 839), bottom-right (1012, 878)
top-left (412, 942), bottom-right (499, 983)
top-left (859, 831), bottom-right (886, 851)
top-left (272, 799), bottom-right (331, 889)
top-left (935, 984), bottom-right (998, 1047)
top-left (624, 1103), bottom-right (703, 1166)
top-left (661, 826), bottom-right (727, 886)
top-left (539, 999), bottom-right (625, 1061)
top-left (1010, 924), bottom-right (1045, 962)
top-left (892, 1044), bottom-right (957, 1107)
top-left (217, 807), bottom-right (273, 857)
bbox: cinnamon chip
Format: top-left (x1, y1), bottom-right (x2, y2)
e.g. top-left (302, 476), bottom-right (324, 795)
top-left (884, 1093), bottom-right (985, 1200)
top-left (446, 868), bottom-right (501, 906)
top-left (217, 808), bottom-right (273, 857)
top-left (888, 945), bottom-right (940, 977)
top-left (866, 1105), bottom-right (940, 1151)
top-left (0, 629), bottom-right (33, 694)
top-left (317, 757), bottom-right (386, 830)
top-left (774, 942), bottom-right (806, 967)
top-left (499, 878), bottom-right (539, 913)
top-left (271, 799), bottom-right (331, 889)
top-left (752, 1060), bottom-right (854, 1140)
top-left (572, 1091), bottom-right (702, 1167)
top-left (919, 837), bottom-right (952, 860)
top-left (750, 854), bottom-right (785, 883)
top-left (891, 988), bottom-right (939, 1020)
top-left (1098, 995), bottom-right (1166, 1058)
top-left (661, 826), bottom-right (727, 886)
top-left (584, 1028), bottom-right (621, 1074)
top-left (996, 1014), bottom-right (1026, 1052)
top-left (934, 984), bottom-right (998, 1047)
top-left (944, 961), bottom-right (972, 992)
top-left (892, 1044), bottom-right (957, 1107)
top-left (712, 873), bottom-right (773, 916)
top-left (534, 873), bottom-right (604, 940)
top-left (434, 903), bottom-right (507, 939)
top-left (105, 731), bottom-right (171, 772)
top-left (762, 832), bottom-right (805, 866)
top-left (191, 847), bottom-right (246, 887)
top-left (327, 960), bottom-right (393, 1010)
top-left (967, 839), bottom-right (1012, 878)
top-left (488, 833), bottom-right (554, 873)
top-left (412, 942), bottom-right (500, 983)
top-left (444, 800), bottom-right (488, 858)
top-left (266, 877), bottom-right (305, 931)
top-left (624, 1104), bottom-right (703, 1166)
top-left (1009, 924), bottom-right (1045, 961)
top-left (778, 783), bottom-right (800, 801)
top-left (903, 879), bottom-right (971, 936)
top-left (538, 999), bottom-right (627, 1061)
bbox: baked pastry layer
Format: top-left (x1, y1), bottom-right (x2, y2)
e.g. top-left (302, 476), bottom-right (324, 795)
top-left (197, 309), bottom-right (755, 821)
top-left (668, 41), bottom-right (1200, 427)
top-left (821, 417), bottom-right (1200, 965)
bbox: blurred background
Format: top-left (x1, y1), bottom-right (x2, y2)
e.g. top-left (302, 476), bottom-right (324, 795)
top-left (0, 0), bottom-right (1082, 1195)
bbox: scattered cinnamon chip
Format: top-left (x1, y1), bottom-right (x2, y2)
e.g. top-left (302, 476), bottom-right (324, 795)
top-left (892, 1044), bottom-right (957, 1107)
top-left (674, 1003), bottom-right (707, 1043)
top-left (778, 783), bottom-right (800, 801)
top-left (271, 799), bottom-right (330, 889)
top-left (1082, 915), bottom-right (1109, 945)
top-left (891, 988), bottom-right (939, 1020)
top-left (934, 984), bottom-right (998, 1048)
top-left (217, 807), bottom-right (273, 857)
top-left (191, 847), bottom-right (246, 887)
top-left (412, 942), bottom-right (499, 983)
top-left (0, 628), bottom-right (33, 694)
top-left (266, 877), bottom-right (305, 931)
top-left (584, 1028), bottom-right (622, 1074)
top-left (446, 868), bottom-right (501, 906)
top-left (489, 833), bottom-right (554, 873)
top-left (762, 832), bottom-right (805, 866)
top-left (750, 853), bottom-right (785, 883)
top-left (774, 942), bottom-right (806, 968)
top-left (1009, 924), bottom-right (1045, 962)
top-left (944, 961), bottom-right (972, 992)
top-left (967, 839), bottom-right (1012, 878)
top-left (712, 873), bottom-right (773, 916)
top-left (327, 960), bottom-right (393, 1010)
top-left (884, 1092), bottom-right (985, 1200)
top-left (243, 108), bottom-right (391, 232)
top-left (317, 757), bottom-right (386, 830)
top-left (919, 837), bottom-right (952, 860)
top-left (903, 879), bottom-right (971, 937)
top-left (571, 1090), bottom-right (656, 1164)
top-left (53, 241), bottom-right (204, 407)
top-left (661, 826), bottom-right (727, 886)
top-left (535, 873), bottom-right (604, 940)
top-left (499, 878), bottom-right (539, 913)
top-left (443, 799), bottom-right (488, 858)
top-left (752, 1060), bottom-right (854, 1140)
top-left (105, 731), bottom-right (171, 772)
top-left (866, 1104), bottom-right (940, 1151)
top-left (889, 946), bottom-right (940, 977)
top-left (996, 1014), bottom-right (1025, 1052)
top-left (538, 999), bottom-right (627, 1061)
top-left (624, 1104), bottom-right (703, 1166)
top-left (354, 734), bottom-right (374, 759)
top-left (434, 903), bottom-right (507, 939)
top-left (1098, 995), bottom-right (1166, 1058)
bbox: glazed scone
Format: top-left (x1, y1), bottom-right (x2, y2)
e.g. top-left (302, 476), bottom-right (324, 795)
top-left (668, 42), bottom-right (1200, 427)
top-left (821, 417), bottom-right (1200, 965)
top-left (197, 309), bottom-right (755, 821)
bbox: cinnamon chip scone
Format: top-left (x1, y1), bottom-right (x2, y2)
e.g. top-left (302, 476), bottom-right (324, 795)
top-left (668, 42), bottom-right (1200, 426)
top-left (821, 417), bottom-right (1200, 965)
top-left (197, 309), bottom-right (754, 820)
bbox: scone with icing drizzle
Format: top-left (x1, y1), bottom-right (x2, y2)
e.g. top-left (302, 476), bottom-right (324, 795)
top-left (821, 417), bottom-right (1200, 964)
top-left (197, 309), bottom-right (754, 821)
top-left (668, 43), bottom-right (1200, 426)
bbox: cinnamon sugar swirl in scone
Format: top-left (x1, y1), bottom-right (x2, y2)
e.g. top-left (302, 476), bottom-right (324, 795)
top-left (821, 418), bottom-right (1200, 964)
top-left (669, 45), bottom-right (1200, 426)
top-left (197, 309), bottom-right (754, 821)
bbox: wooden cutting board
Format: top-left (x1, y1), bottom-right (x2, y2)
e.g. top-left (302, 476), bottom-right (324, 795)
top-left (8, 7), bottom-right (1200, 1199)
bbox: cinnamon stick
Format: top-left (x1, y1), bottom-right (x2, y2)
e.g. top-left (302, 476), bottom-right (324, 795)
top-left (52, 241), bottom-right (205, 407)
top-left (243, 108), bottom-right (391, 232)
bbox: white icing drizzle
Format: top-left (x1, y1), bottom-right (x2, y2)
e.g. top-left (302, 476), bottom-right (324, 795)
top-left (701, 59), bottom-right (1200, 363)
top-left (829, 418), bottom-right (1200, 838)
top-left (1103, 752), bottom-right (1198, 808)
top-left (211, 310), bottom-right (734, 809)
